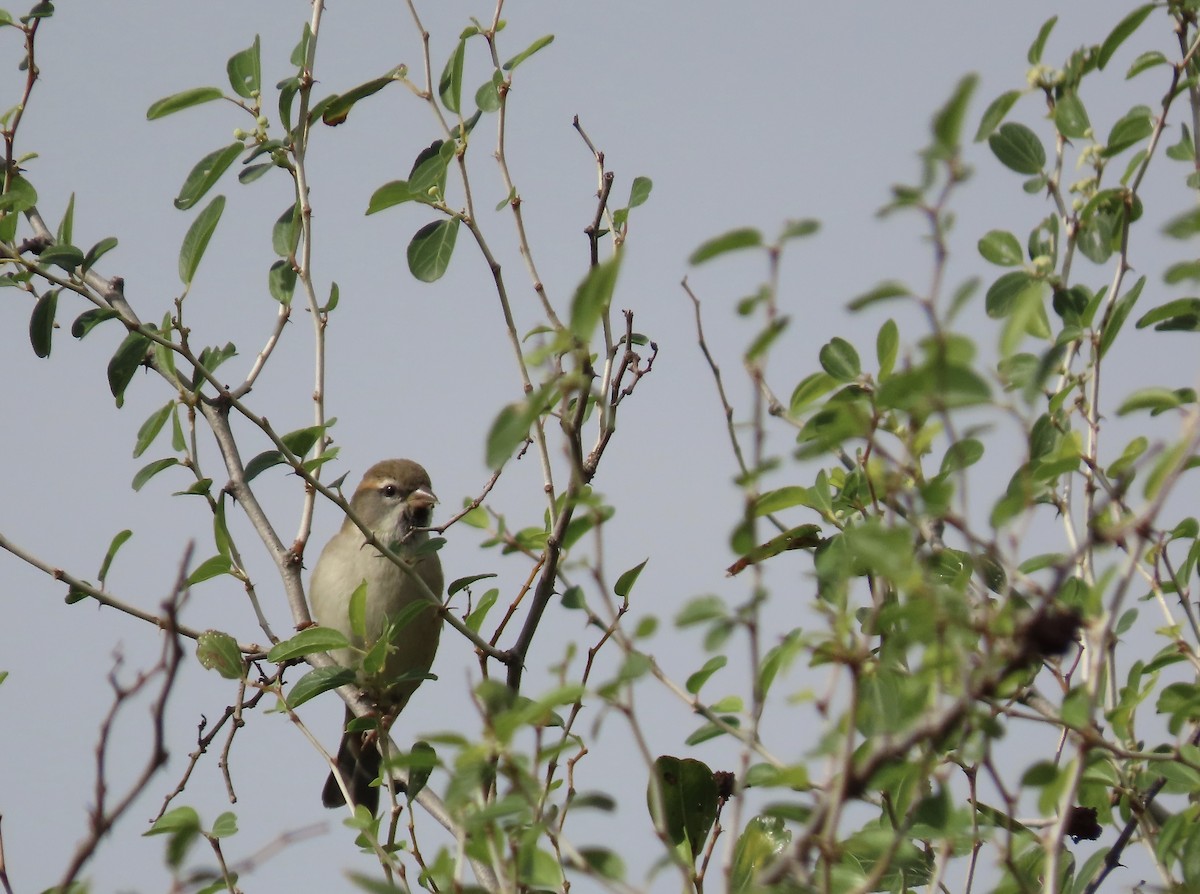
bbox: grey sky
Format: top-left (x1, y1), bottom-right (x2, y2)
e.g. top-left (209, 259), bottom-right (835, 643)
top-left (0, 2), bottom-right (1173, 891)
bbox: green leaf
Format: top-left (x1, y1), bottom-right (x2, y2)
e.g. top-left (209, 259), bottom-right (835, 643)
top-left (286, 665), bottom-right (356, 708)
top-left (789, 371), bottom-right (836, 414)
top-left (268, 259), bottom-right (297, 304)
top-left (932, 73), bottom-right (977, 154)
top-left (1099, 275), bottom-right (1145, 358)
top-left (366, 180), bottom-right (417, 214)
top-left (974, 89), bottom-right (1021, 142)
top-left (941, 438), bottom-right (984, 473)
top-left (210, 812), bottom-right (238, 839)
top-left (280, 424), bottom-right (325, 458)
top-left (753, 486), bottom-right (811, 515)
top-left (466, 588), bottom-right (499, 632)
top-left (322, 281), bottom-right (340, 313)
top-left (686, 656), bottom-right (726, 695)
top-left (731, 816), bottom-right (792, 894)
top-left (1137, 297), bottom-right (1200, 331)
top-left (321, 73), bottom-right (396, 126)
top-left (1053, 92), bottom-right (1091, 140)
top-left (439, 39), bottom-right (466, 114)
top-left (1117, 387), bottom-right (1183, 416)
top-left (1028, 15), bottom-right (1057, 64)
top-left (35, 243), bottom-right (83, 272)
top-left (1000, 279), bottom-right (1050, 357)
top-left (290, 22), bottom-right (312, 67)
top-left (226, 35), bottom-right (261, 99)
top-left (876, 319), bottom-right (899, 378)
top-left (818, 337), bottom-right (861, 382)
top-left (517, 838), bottom-right (565, 890)
top-left (187, 554), bottom-right (232, 585)
top-left (876, 364), bottom-right (990, 414)
top-left (447, 573), bottom-right (498, 597)
top-left (146, 87), bottom-right (224, 120)
top-left (1127, 50), bottom-right (1169, 79)
top-left (988, 122), bottom-right (1046, 175)
top-left (1164, 207), bottom-right (1200, 239)
top-left (570, 255), bottom-right (622, 341)
top-left (648, 756), bottom-right (719, 863)
top-left (146, 805), bottom-right (201, 836)
top-left (178, 195), bottom-right (225, 284)
top-left (70, 308), bottom-right (117, 341)
top-left (628, 176), bottom-right (653, 208)
top-left (212, 497), bottom-right (233, 559)
top-left (174, 143), bottom-right (242, 211)
top-left (145, 805), bottom-right (201, 869)
top-left (195, 630), bottom-right (243, 680)
top-left (133, 402), bottom-right (173, 458)
top-left (193, 342), bottom-right (236, 383)
top-left (347, 579), bottom-right (368, 641)
top-left (849, 280), bottom-right (910, 311)
top-left (1098, 4), bottom-right (1155, 70)
top-left (402, 741), bottom-right (438, 802)
top-left (1103, 106), bottom-right (1153, 157)
top-left (98, 529), bottom-right (133, 584)
top-left (56, 193), bottom-right (73, 243)
top-left (1076, 212), bottom-right (1115, 265)
top-left (0, 174), bottom-right (36, 212)
top-left (267, 627), bottom-right (350, 662)
top-left (745, 318), bottom-right (788, 362)
top-left (985, 270), bottom-right (1036, 318)
top-left (28, 288), bottom-right (57, 358)
top-left (475, 72), bottom-right (502, 112)
top-left (272, 202), bottom-right (299, 257)
top-left (407, 218), bottom-right (460, 282)
top-left (978, 230), bottom-right (1023, 266)
top-left (238, 162), bottom-right (272, 184)
top-left (732, 526), bottom-right (821, 571)
top-left (614, 558), bottom-right (648, 599)
top-left (108, 330), bottom-right (152, 407)
top-left (578, 848), bottom-right (624, 882)
top-left (484, 385), bottom-right (552, 469)
top-left (243, 450), bottom-right (285, 482)
top-left (82, 236), bottom-right (118, 272)
top-left (37, 243), bottom-right (84, 271)
top-left (409, 139), bottom-right (451, 197)
top-left (689, 227), bottom-right (762, 264)
top-left (503, 34), bottom-right (554, 71)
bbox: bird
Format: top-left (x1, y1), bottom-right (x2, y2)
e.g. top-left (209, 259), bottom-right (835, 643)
top-left (308, 459), bottom-right (444, 813)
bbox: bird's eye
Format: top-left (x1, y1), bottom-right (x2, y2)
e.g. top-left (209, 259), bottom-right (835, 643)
top-left (382, 484), bottom-right (400, 498)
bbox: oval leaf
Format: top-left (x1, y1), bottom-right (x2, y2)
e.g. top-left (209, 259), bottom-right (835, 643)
top-left (174, 143), bottom-right (242, 211)
top-left (267, 627), bottom-right (350, 662)
top-left (108, 330), bottom-right (152, 407)
top-left (988, 122), bottom-right (1046, 175)
top-left (689, 228), bottom-right (762, 265)
top-left (28, 288), bottom-right (58, 358)
top-left (407, 218), bottom-right (460, 282)
top-left (187, 554), bottom-right (232, 585)
top-left (147, 87), bottom-right (224, 120)
top-left (179, 195), bottom-right (226, 285)
top-left (571, 255), bottom-right (622, 341)
top-left (196, 630), bottom-right (244, 679)
top-left (226, 36), bottom-right (261, 99)
top-left (1098, 4), bottom-right (1155, 70)
top-left (286, 665), bottom-right (356, 708)
top-left (818, 337), bottom-right (861, 382)
top-left (366, 180), bottom-right (416, 214)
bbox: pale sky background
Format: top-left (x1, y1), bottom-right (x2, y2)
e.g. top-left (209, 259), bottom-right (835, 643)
top-left (0, 2), bottom-right (1190, 892)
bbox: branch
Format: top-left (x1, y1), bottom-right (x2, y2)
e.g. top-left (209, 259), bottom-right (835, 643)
top-left (55, 546), bottom-right (190, 892)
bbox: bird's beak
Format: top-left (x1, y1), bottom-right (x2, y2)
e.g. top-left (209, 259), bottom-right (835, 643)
top-left (407, 486), bottom-right (438, 511)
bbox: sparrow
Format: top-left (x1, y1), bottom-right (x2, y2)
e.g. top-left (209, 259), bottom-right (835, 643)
top-left (309, 459), bottom-right (444, 813)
